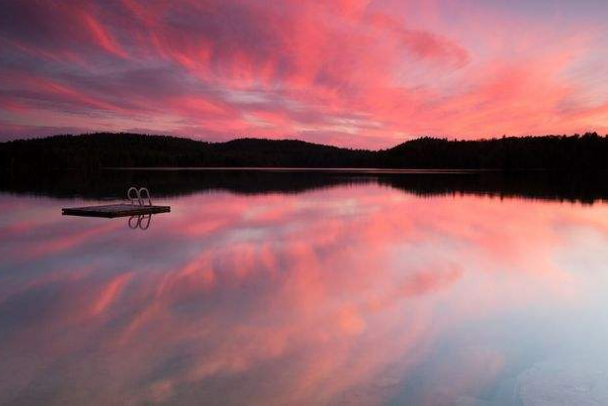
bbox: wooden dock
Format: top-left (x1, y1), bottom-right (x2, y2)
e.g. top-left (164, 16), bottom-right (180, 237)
top-left (62, 203), bottom-right (171, 218)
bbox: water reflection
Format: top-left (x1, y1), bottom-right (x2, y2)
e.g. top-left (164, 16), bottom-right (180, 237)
top-left (1, 169), bottom-right (606, 204)
top-left (0, 177), bottom-right (606, 405)
top-left (128, 214), bottom-right (152, 231)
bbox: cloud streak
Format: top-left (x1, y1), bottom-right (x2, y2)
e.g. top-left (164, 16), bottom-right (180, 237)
top-left (0, 0), bottom-right (606, 147)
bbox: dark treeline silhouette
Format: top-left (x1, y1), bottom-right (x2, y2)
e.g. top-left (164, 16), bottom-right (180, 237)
top-left (377, 134), bottom-right (607, 170)
top-left (0, 132), bottom-right (606, 172)
top-left (0, 168), bottom-right (606, 204)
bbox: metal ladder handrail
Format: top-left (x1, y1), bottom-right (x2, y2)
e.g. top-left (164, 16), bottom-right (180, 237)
top-left (127, 186), bottom-right (153, 206)
top-left (127, 187), bottom-right (141, 205)
top-left (139, 187), bottom-right (152, 206)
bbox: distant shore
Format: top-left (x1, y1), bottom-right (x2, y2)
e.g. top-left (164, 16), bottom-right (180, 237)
top-left (1, 132), bottom-right (606, 173)
top-left (105, 167), bottom-right (491, 173)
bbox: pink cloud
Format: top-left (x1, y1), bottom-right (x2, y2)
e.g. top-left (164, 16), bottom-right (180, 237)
top-left (0, 0), bottom-right (606, 147)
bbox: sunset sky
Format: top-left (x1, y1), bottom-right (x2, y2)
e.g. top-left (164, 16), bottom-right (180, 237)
top-left (0, 0), bottom-right (607, 148)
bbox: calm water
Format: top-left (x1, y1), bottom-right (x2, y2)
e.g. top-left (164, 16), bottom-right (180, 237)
top-left (0, 171), bottom-right (606, 405)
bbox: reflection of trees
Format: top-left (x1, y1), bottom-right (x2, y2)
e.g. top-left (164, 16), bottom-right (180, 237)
top-left (1, 169), bottom-right (606, 204)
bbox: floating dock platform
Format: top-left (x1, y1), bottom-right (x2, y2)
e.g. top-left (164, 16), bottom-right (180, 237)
top-left (62, 203), bottom-right (171, 218)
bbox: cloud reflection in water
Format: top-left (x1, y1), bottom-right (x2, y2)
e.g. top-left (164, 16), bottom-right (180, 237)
top-left (0, 184), bottom-right (606, 404)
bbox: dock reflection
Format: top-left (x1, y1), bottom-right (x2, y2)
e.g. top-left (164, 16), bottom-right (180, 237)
top-left (128, 214), bottom-right (152, 230)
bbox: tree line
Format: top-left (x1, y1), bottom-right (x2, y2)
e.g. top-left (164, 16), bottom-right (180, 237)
top-left (0, 132), bottom-right (606, 173)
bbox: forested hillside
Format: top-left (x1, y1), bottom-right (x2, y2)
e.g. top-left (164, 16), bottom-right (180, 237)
top-left (0, 132), bottom-right (605, 172)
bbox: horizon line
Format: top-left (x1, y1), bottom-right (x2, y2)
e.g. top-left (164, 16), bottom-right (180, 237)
top-left (2, 130), bottom-right (606, 152)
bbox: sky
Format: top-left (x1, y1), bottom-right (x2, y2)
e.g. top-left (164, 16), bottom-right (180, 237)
top-left (0, 0), bottom-right (607, 149)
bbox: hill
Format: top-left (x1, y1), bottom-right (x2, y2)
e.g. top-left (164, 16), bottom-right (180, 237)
top-left (0, 132), bottom-right (606, 172)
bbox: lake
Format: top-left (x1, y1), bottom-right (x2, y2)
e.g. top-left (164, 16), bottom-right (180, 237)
top-left (0, 170), bottom-right (606, 405)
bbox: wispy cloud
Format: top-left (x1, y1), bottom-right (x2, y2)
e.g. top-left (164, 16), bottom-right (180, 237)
top-left (0, 0), bottom-right (606, 147)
